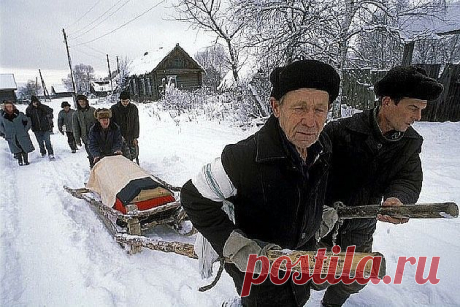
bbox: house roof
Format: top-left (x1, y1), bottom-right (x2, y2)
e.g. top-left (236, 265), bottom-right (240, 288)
top-left (51, 84), bottom-right (72, 94)
top-left (128, 43), bottom-right (204, 76)
top-left (400, 2), bottom-right (460, 40)
top-left (0, 74), bottom-right (17, 90)
top-left (91, 81), bottom-right (111, 92)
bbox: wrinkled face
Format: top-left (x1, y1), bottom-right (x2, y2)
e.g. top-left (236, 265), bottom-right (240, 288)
top-left (380, 97), bottom-right (427, 132)
top-left (121, 99), bottom-right (130, 107)
top-left (5, 104), bottom-right (14, 113)
top-left (78, 99), bottom-right (87, 108)
top-left (99, 118), bottom-right (110, 129)
top-left (272, 88), bottom-right (330, 150)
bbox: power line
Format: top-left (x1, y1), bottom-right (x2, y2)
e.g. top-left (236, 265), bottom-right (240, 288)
top-left (71, 0), bottom-right (132, 40)
top-left (71, 0), bottom-right (165, 47)
top-left (68, 0), bottom-right (126, 38)
top-left (65, 0), bottom-right (103, 30)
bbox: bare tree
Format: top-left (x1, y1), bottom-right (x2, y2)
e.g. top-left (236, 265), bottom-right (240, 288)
top-left (62, 63), bottom-right (95, 94)
top-left (195, 44), bottom-right (229, 91)
top-left (173, 0), bottom-right (245, 82)
top-left (17, 80), bottom-right (42, 101)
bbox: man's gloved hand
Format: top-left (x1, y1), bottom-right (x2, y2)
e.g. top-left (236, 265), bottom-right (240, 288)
top-left (223, 230), bottom-right (281, 274)
top-left (315, 205), bottom-right (339, 241)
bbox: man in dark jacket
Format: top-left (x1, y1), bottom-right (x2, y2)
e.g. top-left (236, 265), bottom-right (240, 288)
top-left (25, 95), bottom-right (55, 159)
top-left (72, 94), bottom-right (97, 167)
top-left (88, 108), bottom-right (123, 165)
top-left (58, 101), bottom-right (77, 153)
top-left (110, 91), bottom-right (139, 163)
top-left (181, 60), bottom-right (340, 307)
top-left (318, 66), bottom-right (444, 307)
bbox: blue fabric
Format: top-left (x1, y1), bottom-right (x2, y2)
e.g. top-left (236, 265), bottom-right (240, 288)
top-left (34, 131), bottom-right (54, 155)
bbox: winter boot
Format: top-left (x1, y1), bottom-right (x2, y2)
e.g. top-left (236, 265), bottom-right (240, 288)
top-left (23, 153), bottom-right (29, 165)
top-left (17, 153), bottom-right (23, 166)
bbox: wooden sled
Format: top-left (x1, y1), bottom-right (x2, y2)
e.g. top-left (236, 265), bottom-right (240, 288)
top-left (64, 185), bottom-right (193, 254)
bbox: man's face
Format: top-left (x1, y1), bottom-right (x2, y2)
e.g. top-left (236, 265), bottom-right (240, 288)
top-left (380, 97), bottom-right (427, 132)
top-left (121, 99), bottom-right (130, 107)
top-left (32, 101), bottom-right (38, 107)
top-left (78, 99), bottom-right (87, 108)
top-left (99, 118), bottom-right (110, 129)
top-left (5, 104), bottom-right (14, 113)
top-left (64, 106), bottom-right (70, 112)
top-left (272, 88), bottom-right (330, 150)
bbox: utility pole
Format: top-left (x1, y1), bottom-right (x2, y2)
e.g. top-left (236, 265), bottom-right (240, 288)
top-left (38, 69), bottom-right (51, 101)
top-left (106, 54), bottom-right (114, 100)
top-left (116, 56), bottom-right (120, 75)
top-left (35, 76), bottom-right (38, 94)
top-left (62, 28), bottom-right (77, 106)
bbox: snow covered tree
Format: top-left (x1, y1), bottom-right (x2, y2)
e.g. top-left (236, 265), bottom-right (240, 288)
top-left (62, 63), bottom-right (95, 94)
top-left (173, 0), bottom-right (245, 82)
top-left (17, 80), bottom-right (41, 101)
top-left (194, 44), bottom-right (229, 91)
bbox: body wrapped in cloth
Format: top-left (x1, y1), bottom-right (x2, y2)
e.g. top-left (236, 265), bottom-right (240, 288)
top-left (86, 155), bottom-right (175, 213)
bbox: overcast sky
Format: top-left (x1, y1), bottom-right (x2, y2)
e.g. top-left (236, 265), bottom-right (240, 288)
top-left (0, 0), bottom-right (215, 86)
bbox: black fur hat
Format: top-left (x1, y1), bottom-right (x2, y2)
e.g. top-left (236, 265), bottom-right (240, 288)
top-left (270, 60), bottom-right (340, 103)
top-left (61, 101), bottom-right (71, 108)
top-left (31, 95), bottom-right (40, 103)
top-left (374, 66), bottom-right (443, 101)
top-left (119, 91), bottom-right (130, 100)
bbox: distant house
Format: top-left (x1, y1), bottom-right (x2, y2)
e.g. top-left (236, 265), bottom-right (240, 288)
top-left (0, 74), bottom-right (17, 103)
top-left (90, 80), bottom-right (111, 97)
top-left (128, 43), bottom-right (204, 101)
top-left (51, 84), bottom-right (73, 98)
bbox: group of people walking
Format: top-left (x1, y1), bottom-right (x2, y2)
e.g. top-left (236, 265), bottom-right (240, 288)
top-left (0, 91), bottom-right (139, 168)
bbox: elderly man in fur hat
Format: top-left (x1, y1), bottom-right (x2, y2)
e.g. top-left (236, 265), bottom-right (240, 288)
top-left (88, 108), bottom-right (123, 165)
top-left (181, 60), bottom-right (341, 306)
top-left (317, 66), bottom-right (444, 307)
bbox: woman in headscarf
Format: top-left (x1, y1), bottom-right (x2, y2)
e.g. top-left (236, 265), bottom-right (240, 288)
top-left (0, 100), bottom-right (35, 165)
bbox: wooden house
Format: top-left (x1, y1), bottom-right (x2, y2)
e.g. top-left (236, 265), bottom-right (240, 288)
top-left (0, 74), bottom-right (17, 103)
top-left (90, 80), bottom-right (111, 97)
top-left (51, 84), bottom-right (73, 98)
top-left (128, 44), bottom-right (204, 101)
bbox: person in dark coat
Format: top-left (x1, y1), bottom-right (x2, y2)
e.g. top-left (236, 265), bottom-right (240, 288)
top-left (88, 108), bottom-right (123, 165)
top-left (181, 60), bottom-right (341, 307)
top-left (318, 66), bottom-right (444, 307)
top-left (58, 101), bottom-right (77, 153)
top-left (0, 101), bottom-right (35, 165)
top-left (72, 94), bottom-right (97, 167)
top-left (110, 91), bottom-right (139, 163)
top-left (25, 95), bottom-right (54, 159)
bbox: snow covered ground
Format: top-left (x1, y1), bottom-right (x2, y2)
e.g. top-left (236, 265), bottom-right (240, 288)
top-left (1, 98), bottom-right (459, 307)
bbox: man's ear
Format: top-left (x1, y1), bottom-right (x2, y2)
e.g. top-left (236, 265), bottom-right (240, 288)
top-left (381, 96), bottom-right (392, 107)
top-left (270, 97), bottom-right (280, 118)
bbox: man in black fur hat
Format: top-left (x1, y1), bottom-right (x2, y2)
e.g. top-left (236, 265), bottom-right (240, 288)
top-left (181, 60), bottom-right (340, 306)
top-left (318, 66), bottom-right (444, 307)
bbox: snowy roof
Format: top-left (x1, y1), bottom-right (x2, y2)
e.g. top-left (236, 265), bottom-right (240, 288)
top-left (128, 46), bottom-right (173, 76)
top-left (128, 44), bottom-right (204, 76)
top-left (217, 60), bottom-right (260, 90)
top-left (51, 84), bottom-right (71, 93)
top-left (400, 2), bottom-right (460, 40)
top-left (91, 81), bottom-right (111, 92)
top-left (0, 74), bottom-right (17, 90)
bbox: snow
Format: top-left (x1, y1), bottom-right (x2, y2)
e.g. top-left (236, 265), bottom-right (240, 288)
top-left (1, 98), bottom-right (460, 306)
top-left (0, 74), bottom-right (17, 90)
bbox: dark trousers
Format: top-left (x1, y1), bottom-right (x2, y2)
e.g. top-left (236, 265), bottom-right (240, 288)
top-left (34, 131), bottom-right (53, 155)
top-left (83, 142), bottom-right (94, 168)
top-left (225, 263), bottom-right (311, 307)
top-left (318, 219), bottom-right (376, 306)
top-left (65, 132), bottom-right (77, 151)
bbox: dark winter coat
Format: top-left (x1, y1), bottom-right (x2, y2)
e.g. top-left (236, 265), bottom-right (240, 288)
top-left (58, 108), bottom-right (75, 133)
top-left (110, 102), bottom-right (139, 144)
top-left (0, 109), bottom-right (35, 154)
top-left (88, 121), bottom-right (123, 158)
top-left (72, 104), bottom-right (96, 144)
top-left (25, 102), bottom-right (53, 132)
top-left (322, 109), bottom-right (422, 248)
top-left (181, 115), bottom-right (331, 306)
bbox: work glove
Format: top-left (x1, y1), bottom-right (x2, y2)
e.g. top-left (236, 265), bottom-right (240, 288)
top-left (223, 230), bottom-right (281, 274)
top-left (315, 205), bottom-right (339, 241)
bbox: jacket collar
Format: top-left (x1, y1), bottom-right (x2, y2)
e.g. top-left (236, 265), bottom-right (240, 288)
top-left (343, 109), bottom-right (421, 140)
top-left (255, 115), bottom-right (331, 164)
